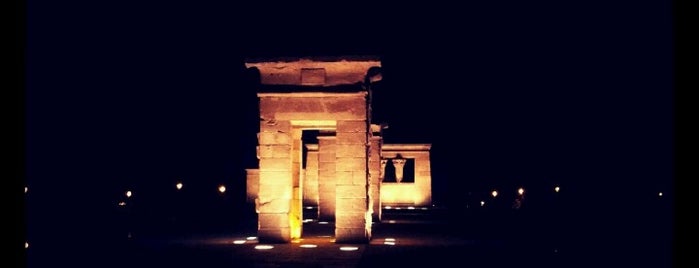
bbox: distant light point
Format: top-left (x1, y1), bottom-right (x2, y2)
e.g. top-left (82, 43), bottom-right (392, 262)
top-left (658, 192), bottom-right (663, 197)
top-left (118, 201), bottom-right (126, 206)
top-left (480, 201), bottom-right (485, 206)
top-left (176, 182), bottom-right (183, 190)
top-left (555, 186), bottom-right (560, 193)
top-left (491, 190), bottom-right (498, 197)
top-left (125, 190), bottom-right (132, 198)
top-left (518, 188), bottom-right (524, 195)
top-left (218, 185), bottom-right (226, 193)
top-left (25, 186), bottom-right (28, 194)
top-left (25, 242), bottom-right (29, 249)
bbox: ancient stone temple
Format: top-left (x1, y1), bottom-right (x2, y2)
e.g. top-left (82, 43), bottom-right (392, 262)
top-left (244, 56), bottom-right (432, 244)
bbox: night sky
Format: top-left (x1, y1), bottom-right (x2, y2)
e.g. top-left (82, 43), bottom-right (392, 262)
top-left (22, 0), bottom-right (673, 266)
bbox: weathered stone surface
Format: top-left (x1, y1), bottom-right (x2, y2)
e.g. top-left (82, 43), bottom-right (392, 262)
top-left (259, 158), bottom-right (292, 171)
top-left (336, 185), bottom-right (367, 198)
top-left (336, 199), bottom-right (367, 213)
top-left (336, 144), bottom-right (367, 158)
top-left (336, 132), bottom-right (366, 145)
top-left (303, 151), bottom-right (319, 206)
top-left (335, 228), bottom-right (369, 243)
top-left (258, 213), bottom-right (290, 228)
top-left (258, 187), bottom-right (292, 201)
top-left (336, 158), bottom-right (366, 172)
top-left (258, 132), bottom-right (292, 145)
top-left (258, 227), bottom-right (291, 243)
top-left (352, 171), bottom-right (368, 185)
top-left (256, 198), bottom-right (291, 213)
top-left (336, 120), bottom-right (367, 133)
top-left (318, 168), bottom-right (337, 178)
top-left (260, 120), bottom-right (292, 133)
top-left (334, 171), bottom-right (367, 185)
top-left (259, 95), bottom-right (367, 121)
top-left (300, 68), bottom-right (326, 86)
top-left (258, 170), bottom-right (293, 185)
top-left (318, 152), bottom-right (336, 163)
top-left (245, 57), bottom-right (381, 86)
top-left (258, 144), bottom-right (291, 158)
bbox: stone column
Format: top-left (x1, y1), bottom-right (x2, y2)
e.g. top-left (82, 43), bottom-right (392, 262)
top-left (317, 134), bottom-right (336, 221)
top-left (335, 120), bottom-right (370, 243)
top-left (368, 136), bottom-right (382, 221)
top-left (392, 158), bottom-right (407, 183)
top-left (379, 159), bottom-right (388, 181)
top-left (256, 120), bottom-right (293, 242)
top-left (414, 152), bottom-right (432, 206)
top-left (290, 129), bottom-right (303, 239)
top-left (303, 144), bottom-right (319, 208)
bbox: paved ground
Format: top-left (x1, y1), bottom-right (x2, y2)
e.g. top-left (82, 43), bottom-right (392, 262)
top-left (103, 207), bottom-right (568, 268)
top-left (26, 205), bottom-right (671, 267)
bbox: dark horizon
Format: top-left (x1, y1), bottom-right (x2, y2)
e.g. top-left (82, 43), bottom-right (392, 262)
top-left (21, 1), bottom-right (674, 267)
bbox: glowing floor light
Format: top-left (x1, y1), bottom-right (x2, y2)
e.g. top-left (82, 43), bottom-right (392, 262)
top-left (518, 188), bottom-right (525, 195)
top-left (255, 245), bottom-right (274, 250)
top-left (306, 206), bottom-right (314, 209)
top-left (384, 206), bottom-right (392, 209)
top-left (384, 238), bottom-right (395, 242)
top-left (303, 219), bottom-right (314, 223)
top-left (233, 240), bottom-right (246, 244)
top-left (246, 236), bottom-right (257, 241)
top-left (384, 241), bottom-right (396, 245)
top-left (340, 246), bottom-right (359, 251)
top-left (491, 190), bottom-right (498, 197)
top-left (300, 244), bottom-right (317, 248)
top-left (176, 182), bottom-right (183, 190)
top-left (318, 221), bottom-right (329, 225)
top-left (388, 220), bottom-right (396, 224)
top-left (125, 190), bottom-right (132, 198)
top-left (407, 206), bottom-right (415, 210)
top-left (218, 185), bottom-right (226, 193)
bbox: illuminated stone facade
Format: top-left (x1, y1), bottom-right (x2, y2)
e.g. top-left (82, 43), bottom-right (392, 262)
top-left (244, 56), bottom-right (432, 243)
